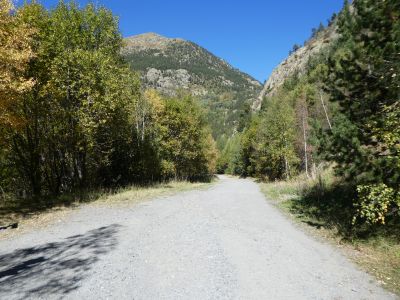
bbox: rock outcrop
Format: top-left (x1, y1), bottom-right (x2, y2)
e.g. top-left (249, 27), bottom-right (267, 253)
top-left (122, 32), bottom-right (262, 139)
top-left (123, 33), bottom-right (261, 98)
top-left (253, 26), bottom-right (338, 110)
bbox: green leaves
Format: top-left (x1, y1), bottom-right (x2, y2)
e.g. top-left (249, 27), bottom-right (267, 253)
top-left (354, 184), bottom-right (399, 225)
top-left (254, 96), bottom-right (299, 180)
top-left (232, 93), bottom-right (299, 180)
top-left (325, 0), bottom-right (400, 184)
top-left (157, 94), bottom-right (216, 179)
top-left (1, 0), bottom-right (218, 198)
top-left (322, 0), bottom-right (400, 227)
top-left (0, 1), bottom-right (142, 196)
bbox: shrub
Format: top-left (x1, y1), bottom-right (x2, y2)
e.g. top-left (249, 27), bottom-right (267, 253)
top-left (353, 184), bottom-right (399, 225)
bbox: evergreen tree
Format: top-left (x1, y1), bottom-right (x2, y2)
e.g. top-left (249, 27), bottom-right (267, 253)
top-left (325, 0), bottom-right (400, 186)
top-left (325, 0), bottom-right (400, 224)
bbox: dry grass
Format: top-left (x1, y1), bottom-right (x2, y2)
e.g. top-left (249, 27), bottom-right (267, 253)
top-left (95, 180), bottom-right (214, 206)
top-left (259, 177), bottom-right (304, 203)
top-left (0, 180), bottom-right (215, 239)
top-left (0, 206), bottom-right (74, 240)
top-left (259, 172), bottom-right (400, 296)
top-left (350, 238), bottom-right (400, 293)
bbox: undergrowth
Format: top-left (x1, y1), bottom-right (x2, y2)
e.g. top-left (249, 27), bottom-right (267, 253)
top-left (259, 168), bottom-right (400, 295)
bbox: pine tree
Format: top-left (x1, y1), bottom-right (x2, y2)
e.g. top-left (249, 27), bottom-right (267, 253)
top-left (326, 0), bottom-right (400, 187)
top-left (325, 0), bottom-right (400, 224)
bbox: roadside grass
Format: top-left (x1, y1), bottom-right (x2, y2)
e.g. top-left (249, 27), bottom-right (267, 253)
top-left (259, 169), bottom-right (400, 295)
top-left (0, 179), bottom-right (216, 234)
top-left (96, 180), bottom-right (215, 205)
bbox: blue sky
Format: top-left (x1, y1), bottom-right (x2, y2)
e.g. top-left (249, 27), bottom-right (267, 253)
top-left (22, 0), bottom-right (344, 82)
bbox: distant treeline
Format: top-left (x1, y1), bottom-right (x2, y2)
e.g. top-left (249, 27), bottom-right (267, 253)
top-left (0, 0), bottom-right (217, 200)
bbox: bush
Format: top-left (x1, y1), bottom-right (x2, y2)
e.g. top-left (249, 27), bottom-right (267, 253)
top-left (354, 184), bottom-right (399, 226)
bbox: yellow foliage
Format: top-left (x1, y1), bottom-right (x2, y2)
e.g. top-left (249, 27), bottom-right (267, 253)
top-left (0, 0), bottom-right (35, 129)
top-left (143, 89), bottom-right (164, 115)
top-left (205, 133), bottom-right (218, 174)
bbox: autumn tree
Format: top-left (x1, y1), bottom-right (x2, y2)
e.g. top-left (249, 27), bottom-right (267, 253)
top-left (0, 0), bottom-right (35, 129)
top-left (158, 94), bottom-right (217, 180)
top-left (3, 1), bottom-right (142, 197)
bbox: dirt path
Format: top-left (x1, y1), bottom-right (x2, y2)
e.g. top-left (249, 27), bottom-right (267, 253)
top-left (0, 177), bottom-right (396, 299)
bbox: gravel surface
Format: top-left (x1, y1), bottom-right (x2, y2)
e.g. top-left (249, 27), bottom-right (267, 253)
top-left (0, 176), bottom-right (396, 300)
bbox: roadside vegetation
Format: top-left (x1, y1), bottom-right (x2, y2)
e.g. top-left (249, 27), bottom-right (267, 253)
top-left (220, 0), bottom-right (399, 237)
top-left (0, 0), bottom-right (217, 225)
top-left (220, 0), bottom-right (399, 293)
top-left (0, 179), bottom-right (215, 237)
top-left (259, 169), bottom-right (400, 295)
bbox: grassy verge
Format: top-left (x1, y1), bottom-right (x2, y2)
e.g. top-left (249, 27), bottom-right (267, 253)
top-left (0, 179), bottom-right (216, 237)
top-left (258, 170), bottom-right (400, 295)
top-left (95, 180), bottom-right (215, 206)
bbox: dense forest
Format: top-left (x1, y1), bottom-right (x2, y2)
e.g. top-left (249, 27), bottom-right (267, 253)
top-left (0, 0), bottom-right (217, 201)
top-left (219, 0), bottom-right (400, 230)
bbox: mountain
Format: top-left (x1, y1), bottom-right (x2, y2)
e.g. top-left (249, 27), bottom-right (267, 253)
top-left (122, 33), bottom-right (262, 146)
top-left (253, 23), bottom-right (338, 110)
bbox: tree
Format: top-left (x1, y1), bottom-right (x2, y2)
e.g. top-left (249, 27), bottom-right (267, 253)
top-left (241, 94), bottom-right (298, 180)
top-left (326, 0), bottom-right (400, 184)
top-left (325, 0), bottom-right (400, 224)
top-left (158, 94), bottom-right (217, 180)
top-left (328, 13), bottom-right (337, 27)
top-left (128, 89), bottom-right (164, 182)
top-left (5, 1), bottom-right (141, 197)
top-left (240, 116), bottom-right (260, 177)
top-left (289, 44), bottom-right (301, 55)
top-left (0, 0), bottom-right (219, 205)
top-left (0, 0), bottom-right (35, 130)
top-left (217, 133), bottom-right (242, 175)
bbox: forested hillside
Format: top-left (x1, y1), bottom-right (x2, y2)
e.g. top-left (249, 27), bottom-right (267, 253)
top-left (221, 0), bottom-right (400, 231)
top-left (122, 33), bottom-right (262, 149)
top-left (0, 0), bottom-right (216, 202)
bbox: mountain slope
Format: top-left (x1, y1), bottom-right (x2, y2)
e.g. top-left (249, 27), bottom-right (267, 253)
top-left (122, 33), bottom-right (262, 145)
top-left (253, 24), bottom-right (338, 110)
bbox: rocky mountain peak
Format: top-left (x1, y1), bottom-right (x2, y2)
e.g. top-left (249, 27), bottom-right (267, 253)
top-left (122, 32), bottom-right (262, 141)
top-left (123, 32), bottom-right (185, 53)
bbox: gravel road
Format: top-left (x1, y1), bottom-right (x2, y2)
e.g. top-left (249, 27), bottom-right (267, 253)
top-left (0, 176), bottom-right (396, 299)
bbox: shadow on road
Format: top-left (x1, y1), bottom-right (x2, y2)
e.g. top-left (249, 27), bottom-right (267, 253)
top-left (0, 224), bottom-right (121, 298)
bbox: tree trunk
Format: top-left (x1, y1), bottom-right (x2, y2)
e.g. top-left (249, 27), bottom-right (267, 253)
top-left (284, 155), bottom-right (290, 180)
top-left (311, 154), bottom-right (317, 179)
top-left (302, 114), bottom-right (309, 178)
top-left (319, 90), bottom-right (332, 130)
